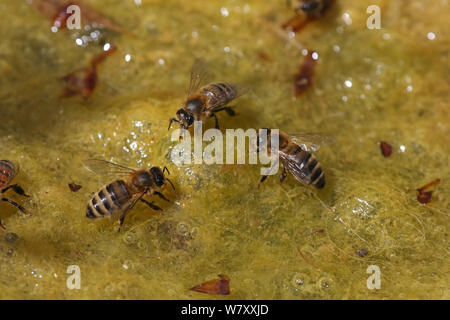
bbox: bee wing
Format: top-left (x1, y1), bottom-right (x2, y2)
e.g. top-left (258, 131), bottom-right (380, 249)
top-left (109, 192), bottom-right (146, 222)
top-left (279, 152), bottom-right (312, 185)
top-left (187, 58), bottom-right (211, 96)
top-left (83, 159), bottom-right (136, 178)
top-left (287, 132), bottom-right (336, 152)
top-left (205, 83), bottom-right (251, 111)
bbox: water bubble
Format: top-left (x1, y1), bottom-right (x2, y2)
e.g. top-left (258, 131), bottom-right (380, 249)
top-left (220, 7), bottom-right (229, 17)
top-left (176, 222), bottom-right (189, 236)
top-left (427, 32), bottom-right (436, 40)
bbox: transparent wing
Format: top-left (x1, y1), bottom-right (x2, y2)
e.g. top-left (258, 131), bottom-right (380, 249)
top-left (205, 82), bottom-right (251, 111)
top-left (83, 159), bottom-right (136, 177)
top-left (287, 132), bottom-right (336, 152)
top-left (187, 58), bottom-right (211, 96)
top-left (279, 152), bottom-right (312, 185)
top-left (109, 192), bottom-right (145, 222)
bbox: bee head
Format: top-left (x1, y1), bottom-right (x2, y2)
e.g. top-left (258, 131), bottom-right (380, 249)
top-left (176, 108), bottom-right (194, 129)
top-left (150, 166), bottom-right (175, 190)
top-left (150, 167), bottom-right (165, 187)
top-left (257, 128), bottom-right (271, 148)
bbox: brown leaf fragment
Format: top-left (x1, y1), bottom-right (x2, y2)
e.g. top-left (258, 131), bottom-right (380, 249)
top-left (416, 179), bottom-right (440, 204)
top-left (190, 274), bottom-right (230, 295)
top-left (29, 0), bottom-right (129, 34)
top-left (68, 182), bottom-right (82, 192)
top-left (379, 141), bottom-right (392, 157)
top-left (294, 50), bottom-right (317, 96)
top-left (61, 44), bottom-right (117, 100)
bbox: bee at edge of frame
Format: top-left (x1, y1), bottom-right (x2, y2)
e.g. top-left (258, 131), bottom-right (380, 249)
top-left (295, 0), bottom-right (335, 19)
top-left (168, 58), bottom-right (249, 131)
top-left (83, 159), bottom-right (175, 232)
top-left (0, 160), bottom-right (31, 230)
top-left (256, 130), bottom-right (335, 189)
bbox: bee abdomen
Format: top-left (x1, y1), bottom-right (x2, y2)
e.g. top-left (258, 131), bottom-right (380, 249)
top-left (295, 149), bottom-right (326, 189)
top-left (86, 180), bottom-right (131, 219)
top-left (204, 83), bottom-right (237, 106)
top-left (0, 160), bottom-right (16, 188)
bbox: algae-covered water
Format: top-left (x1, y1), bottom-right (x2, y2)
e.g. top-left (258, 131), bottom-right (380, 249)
top-left (0, 0), bottom-right (449, 299)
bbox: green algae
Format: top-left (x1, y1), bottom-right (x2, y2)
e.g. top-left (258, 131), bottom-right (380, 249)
top-left (0, 0), bottom-right (449, 299)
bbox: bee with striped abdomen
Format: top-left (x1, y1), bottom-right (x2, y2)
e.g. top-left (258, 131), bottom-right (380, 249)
top-left (256, 130), bottom-right (335, 189)
top-left (168, 59), bottom-right (248, 130)
top-left (83, 159), bottom-right (175, 231)
top-left (0, 160), bottom-right (30, 230)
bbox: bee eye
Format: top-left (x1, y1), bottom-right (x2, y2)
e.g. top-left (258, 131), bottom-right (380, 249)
top-left (150, 167), bottom-right (165, 187)
top-left (177, 109), bottom-right (194, 127)
top-left (185, 113), bottom-right (194, 126)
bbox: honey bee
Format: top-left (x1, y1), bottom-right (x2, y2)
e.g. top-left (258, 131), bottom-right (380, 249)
top-left (83, 159), bottom-right (175, 231)
top-left (296, 0), bottom-right (334, 18)
top-left (168, 59), bottom-right (248, 131)
top-left (0, 160), bottom-right (30, 230)
top-left (256, 130), bottom-right (335, 189)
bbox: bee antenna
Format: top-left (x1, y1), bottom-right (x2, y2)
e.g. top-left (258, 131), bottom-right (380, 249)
top-left (163, 166), bottom-right (170, 175)
top-left (166, 178), bottom-right (175, 190)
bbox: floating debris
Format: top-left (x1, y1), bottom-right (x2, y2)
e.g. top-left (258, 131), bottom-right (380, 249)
top-left (296, 245), bottom-right (321, 270)
top-left (379, 141), bottom-right (392, 157)
top-left (190, 274), bottom-right (230, 295)
top-left (4, 232), bottom-right (19, 244)
top-left (416, 179), bottom-right (440, 204)
top-left (355, 248), bottom-right (368, 257)
top-left (294, 50), bottom-right (317, 96)
top-left (61, 44), bottom-right (117, 100)
top-left (68, 182), bottom-right (82, 192)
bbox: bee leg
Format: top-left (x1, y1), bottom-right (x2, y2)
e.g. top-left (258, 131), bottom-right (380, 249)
top-left (168, 118), bottom-right (180, 130)
top-left (223, 107), bottom-right (236, 116)
top-left (118, 215), bottom-right (126, 232)
top-left (140, 199), bottom-right (163, 211)
top-left (1, 184), bottom-right (30, 197)
top-left (280, 167), bottom-right (288, 183)
top-left (258, 175), bottom-right (268, 189)
top-left (154, 191), bottom-right (170, 202)
top-left (211, 113), bottom-right (220, 129)
top-left (214, 106), bottom-right (236, 116)
top-left (0, 219), bottom-right (5, 230)
top-left (1, 197), bottom-right (30, 216)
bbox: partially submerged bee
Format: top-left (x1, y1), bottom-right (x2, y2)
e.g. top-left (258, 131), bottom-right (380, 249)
top-left (282, 0), bottom-right (335, 32)
top-left (0, 160), bottom-right (30, 230)
top-left (257, 130), bottom-right (335, 189)
top-left (83, 159), bottom-right (175, 231)
top-left (297, 0), bottom-right (334, 18)
top-left (168, 59), bottom-right (248, 130)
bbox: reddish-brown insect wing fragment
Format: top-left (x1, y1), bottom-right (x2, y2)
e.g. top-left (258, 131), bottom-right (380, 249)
top-left (68, 182), bottom-right (82, 192)
top-left (379, 141), bottom-right (392, 157)
top-left (294, 50), bottom-right (317, 96)
top-left (416, 178), bottom-right (440, 204)
top-left (190, 274), bottom-right (230, 295)
top-left (61, 45), bottom-right (117, 100)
